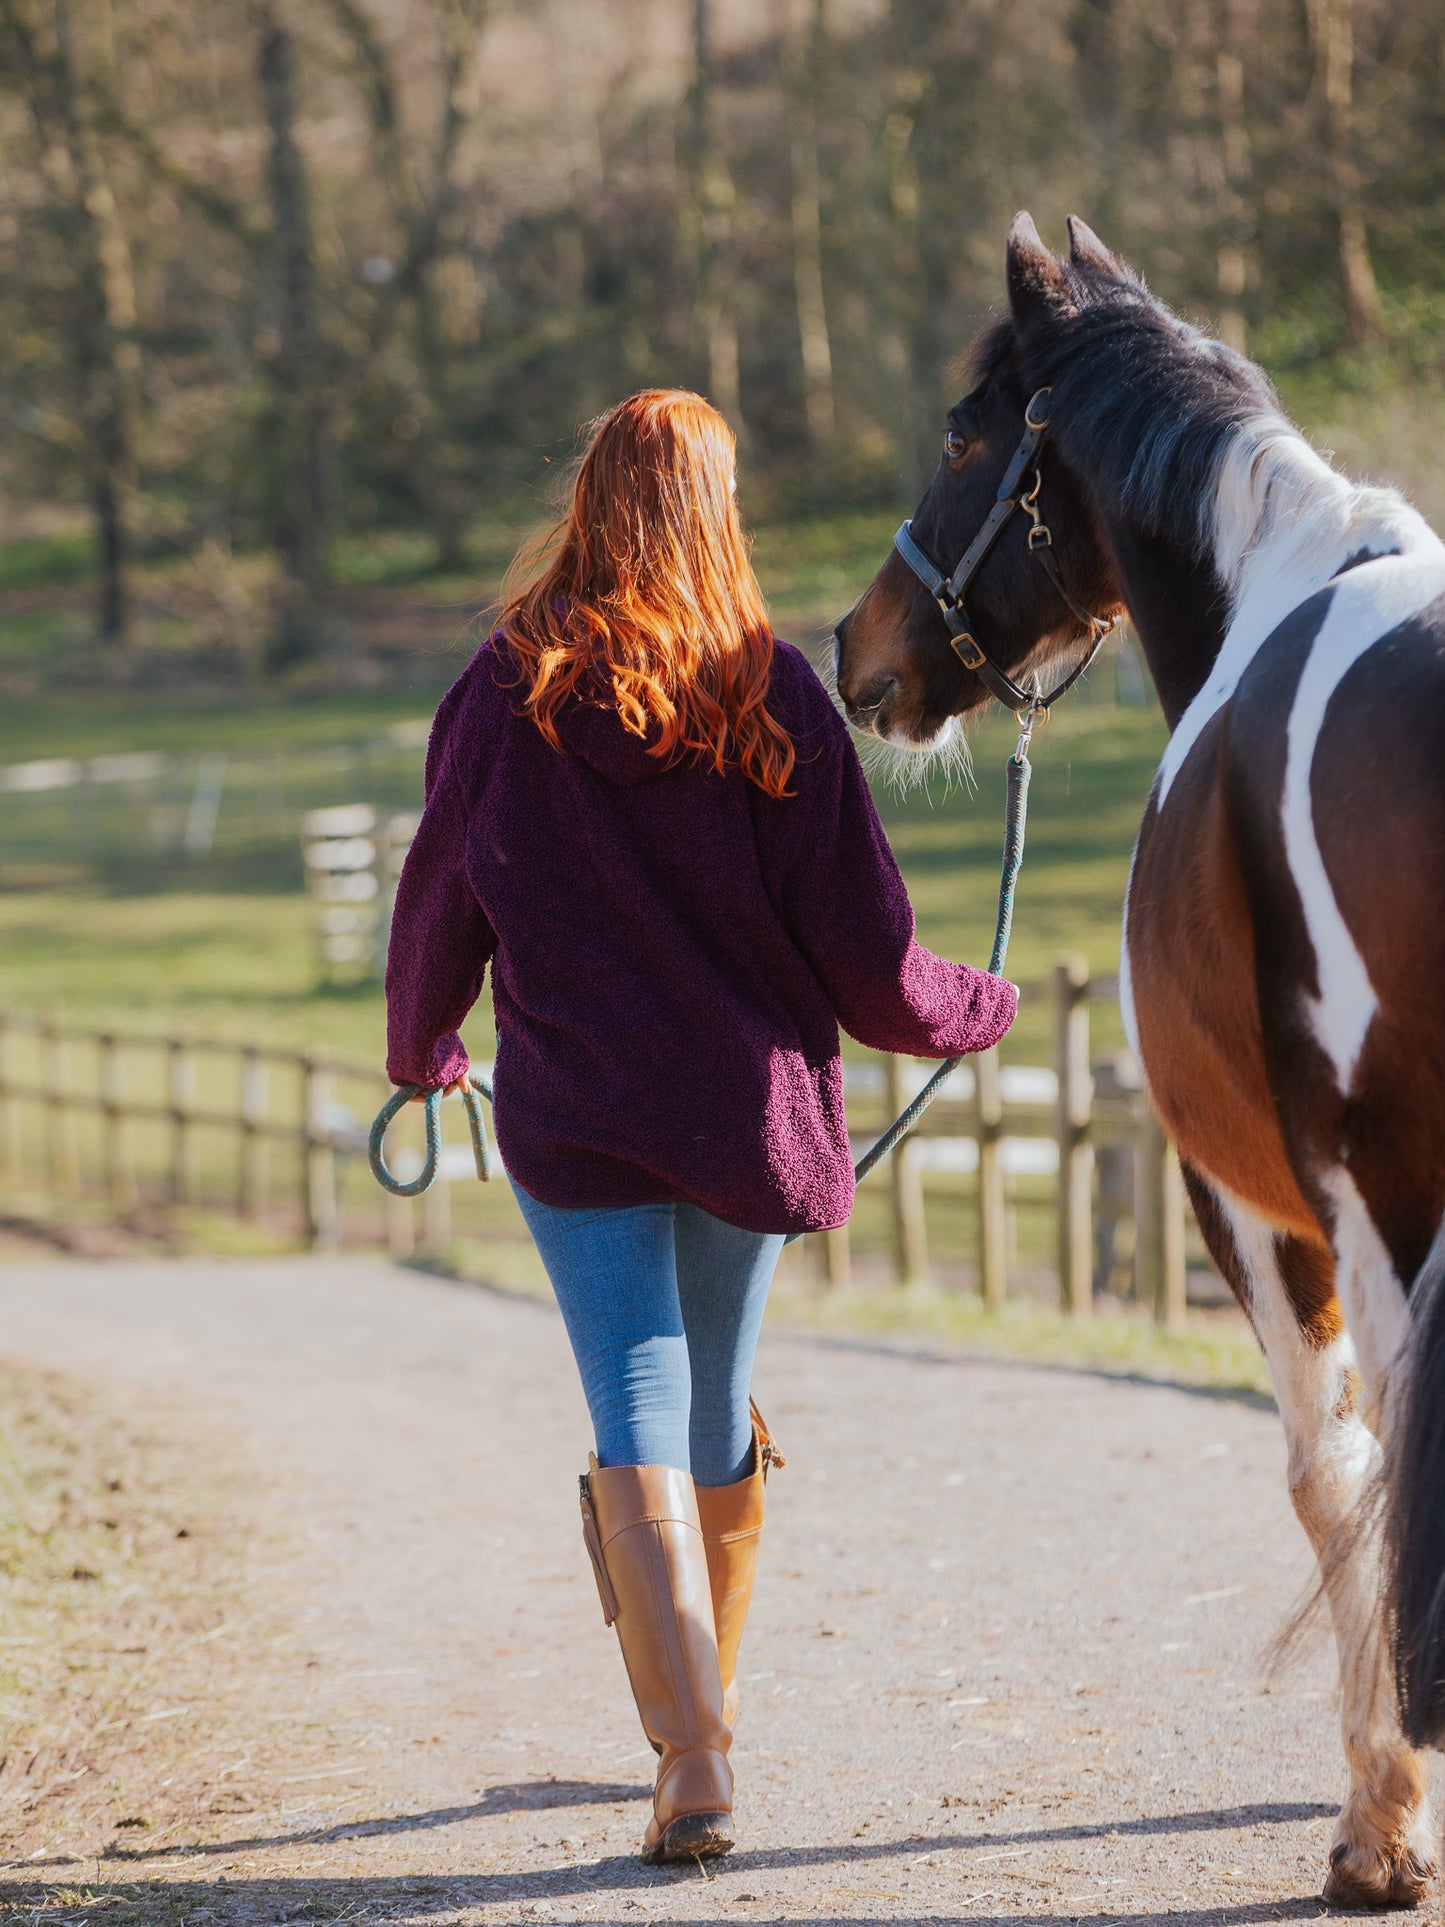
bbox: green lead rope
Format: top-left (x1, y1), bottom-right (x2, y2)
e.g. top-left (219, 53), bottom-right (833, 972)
top-left (368, 733), bottom-right (1033, 1209)
top-left (782, 736), bottom-right (1032, 1241)
top-left (369, 1069), bottom-right (495, 1196)
top-left (845, 745), bottom-right (1029, 1181)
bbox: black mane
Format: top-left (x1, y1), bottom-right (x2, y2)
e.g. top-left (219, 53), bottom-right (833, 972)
top-left (968, 268), bottom-right (1281, 554)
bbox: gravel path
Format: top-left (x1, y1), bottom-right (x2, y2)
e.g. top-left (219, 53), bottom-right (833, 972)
top-left (0, 1255), bottom-right (1416, 1924)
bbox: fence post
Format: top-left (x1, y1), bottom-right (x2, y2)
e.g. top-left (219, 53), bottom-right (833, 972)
top-left (885, 1055), bottom-right (929, 1285)
top-left (1053, 956), bottom-right (1093, 1318)
top-left (167, 1039), bottom-right (194, 1204)
top-left (0, 1013), bottom-right (15, 1177)
top-left (240, 1047), bottom-right (268, 1220)
top-left (974, 1045), bottom-right (1006, 1307)
top-left (1136, 1110), bottom-right (1187, 1331)
top-left (1162, 1142), bottom-right (1187, 1333)
top-left (98, 1034), bottom-right (134, 1208)
top-left (822, 1222), bottom-right (851, 1290)
top-left (303, 1053), bottom-right (339, 1250)
top-left (42, 1016), bottom-right (78, 1194)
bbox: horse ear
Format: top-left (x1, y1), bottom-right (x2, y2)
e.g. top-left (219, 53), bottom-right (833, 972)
top-left (1006, 211), bottom-right (1075, 333)
top-left (1066, 214), bottom-right (1120, 278)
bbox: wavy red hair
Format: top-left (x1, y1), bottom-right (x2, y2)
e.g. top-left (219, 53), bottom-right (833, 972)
top-left (496, 389), bottom-right (795, 798)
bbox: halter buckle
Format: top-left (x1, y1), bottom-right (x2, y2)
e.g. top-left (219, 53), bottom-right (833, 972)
top-left (950, 632), bottom-right (988, 671)
top-left (1027, 523), bottom-right (1053, 551)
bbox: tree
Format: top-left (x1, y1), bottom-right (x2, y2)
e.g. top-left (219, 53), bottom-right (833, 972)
top-left (1308, 0), bottom-right (1385, 345)
top-left (780, 0), bottom-right (835, 447)
top-left (0, 0), bottom-right (139, 643)
top-left (684, 0), bottom-right (741, 428)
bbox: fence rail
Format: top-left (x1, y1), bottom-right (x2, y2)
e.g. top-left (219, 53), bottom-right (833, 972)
top-left (0, 961), bottom-right (1193, 1324)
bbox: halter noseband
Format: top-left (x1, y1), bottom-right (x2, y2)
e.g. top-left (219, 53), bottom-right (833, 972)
top-left (892, 387), bottom-right (1115, 722)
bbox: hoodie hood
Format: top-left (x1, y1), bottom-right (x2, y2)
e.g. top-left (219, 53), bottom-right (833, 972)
top-left (556, 697), bottom-right (674, 788)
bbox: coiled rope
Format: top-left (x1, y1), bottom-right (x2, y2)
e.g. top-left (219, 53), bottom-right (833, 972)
top-left (368, 1069), bottom-right (495, 1196)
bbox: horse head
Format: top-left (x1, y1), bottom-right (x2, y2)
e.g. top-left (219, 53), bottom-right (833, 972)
top-left (834, 213), bottom-right (1134, 746)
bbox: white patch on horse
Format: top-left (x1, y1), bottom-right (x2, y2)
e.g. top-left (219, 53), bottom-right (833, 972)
top-left (1157, 418), bottom-right (1440, 807)
top-left (1319, 1165), bottom-right (1410, 1408)
top-left (1205, 1179), bottom-right (1429, 1891)
top-left (1281, 552), bottom-right (1445, 1086)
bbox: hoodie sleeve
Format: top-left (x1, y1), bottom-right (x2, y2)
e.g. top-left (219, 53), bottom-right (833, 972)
top-left (384, 674), bottom-right (498, 1090)
top-left (761, 678), bottom-right (1018, 1059)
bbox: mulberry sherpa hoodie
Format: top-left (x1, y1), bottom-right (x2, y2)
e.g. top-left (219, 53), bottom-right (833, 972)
top-left (384, 635), bottom-right (1017, 1235)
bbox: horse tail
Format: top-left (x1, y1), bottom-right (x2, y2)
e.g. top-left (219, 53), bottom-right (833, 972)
top-left (1387, 1219), bottom-right (1445, 1747)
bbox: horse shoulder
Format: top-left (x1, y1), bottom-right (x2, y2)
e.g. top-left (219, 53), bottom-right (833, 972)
top-left (1126, 707), bottom-right (1319, 1237)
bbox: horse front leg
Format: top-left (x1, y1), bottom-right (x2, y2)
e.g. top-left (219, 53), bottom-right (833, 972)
top-left (1183, 1164), bottom-right (1433, 1910)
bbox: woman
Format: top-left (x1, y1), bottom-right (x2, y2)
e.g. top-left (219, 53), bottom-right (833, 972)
top-left (384, 389), bottom-right (1017, 1866)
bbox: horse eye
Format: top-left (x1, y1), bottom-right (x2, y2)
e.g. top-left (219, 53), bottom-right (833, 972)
top-left (944, 428), bottom-right (968, 461)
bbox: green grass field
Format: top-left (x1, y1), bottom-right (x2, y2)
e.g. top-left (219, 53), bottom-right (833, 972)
top-left (0, 514), bottom-right (1223, 1388)
top-left (0, 685), bottom-right (1162, 1057)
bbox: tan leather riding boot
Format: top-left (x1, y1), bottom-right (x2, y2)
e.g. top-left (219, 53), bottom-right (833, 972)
top-left (696, 1401), bottom-right (784, 1729)
top-left (579, 1461), bottom-right (734, 1865)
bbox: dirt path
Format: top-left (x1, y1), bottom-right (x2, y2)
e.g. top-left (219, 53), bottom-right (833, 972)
top-left (0, 1255), bottom-right (1412, 1924)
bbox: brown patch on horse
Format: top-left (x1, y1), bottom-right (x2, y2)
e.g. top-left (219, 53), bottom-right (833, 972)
top-left (1311, 610), bottom-right (1445, 1292)
top-left (1275, 1234), bottom-right (1343, 1350)
top-left (1179, 1158), bottom-right (1342, 1349)
top-left (1128, 714), bottom-right (1320, 1239)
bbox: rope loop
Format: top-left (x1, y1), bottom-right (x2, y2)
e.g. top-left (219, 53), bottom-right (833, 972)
top-left (368, 1071), bottom-right (495, 1196)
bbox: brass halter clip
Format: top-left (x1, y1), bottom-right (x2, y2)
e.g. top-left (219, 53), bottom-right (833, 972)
top-left (1020, 468), bottom-right (1053, 550)
top-left (1014, 685), bottom-right (1049, 758)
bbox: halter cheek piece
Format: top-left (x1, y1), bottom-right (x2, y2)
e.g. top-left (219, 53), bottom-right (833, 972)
top-left (893, 387), bottom-right (1116, 723)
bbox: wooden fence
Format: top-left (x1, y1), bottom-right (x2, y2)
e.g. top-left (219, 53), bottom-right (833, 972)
top-left (0, 964), bottom-right (1191, 1324)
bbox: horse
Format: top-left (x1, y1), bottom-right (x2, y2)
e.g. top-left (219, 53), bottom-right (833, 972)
top-left (834, 211), bottom-right (1445, 1911)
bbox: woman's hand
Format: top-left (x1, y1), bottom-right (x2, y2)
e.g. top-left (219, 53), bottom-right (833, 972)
top-left (408, 1074), bottom-right (472, 1104)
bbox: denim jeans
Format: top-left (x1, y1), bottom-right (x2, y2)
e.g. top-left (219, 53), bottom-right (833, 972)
top-left (510, 1182), bottom-right (785, 1486)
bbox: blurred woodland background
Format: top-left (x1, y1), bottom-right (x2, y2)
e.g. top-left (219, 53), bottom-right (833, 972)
top-left (1, 0), bottom-right (1442, 683)
top-left (0, 0), bottom-right (1440, 1315)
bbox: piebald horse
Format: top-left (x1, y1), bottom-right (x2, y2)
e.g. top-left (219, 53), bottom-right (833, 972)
top-left (835, 213), bottom-right (1445, 1911)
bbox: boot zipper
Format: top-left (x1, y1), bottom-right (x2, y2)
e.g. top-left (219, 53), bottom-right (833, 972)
top-left (578, 1474), bottom-right (619, 1625)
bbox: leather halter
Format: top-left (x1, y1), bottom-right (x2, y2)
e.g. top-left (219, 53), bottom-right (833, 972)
top-left (892, 387), bottom-right (1115, 719)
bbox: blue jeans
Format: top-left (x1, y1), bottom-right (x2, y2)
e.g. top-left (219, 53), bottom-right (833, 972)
top-left (511, 1183), bottom-right (784, 1486)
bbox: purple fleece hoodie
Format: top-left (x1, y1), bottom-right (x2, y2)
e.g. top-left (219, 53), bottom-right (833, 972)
top-left (384, 636), bottom-right (1017, 1235)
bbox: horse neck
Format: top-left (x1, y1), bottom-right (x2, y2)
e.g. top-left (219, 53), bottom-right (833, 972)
top-left (1097, 524), bottom-right (1229, 731)
top-left (1097, 419), bottom-right (1441, 733)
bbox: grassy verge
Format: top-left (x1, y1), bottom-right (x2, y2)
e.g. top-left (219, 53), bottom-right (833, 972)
top-left (409, 1232), bottom-right (1266, 1404)
top-left (766, 1275), bottom-right (1270, 1404)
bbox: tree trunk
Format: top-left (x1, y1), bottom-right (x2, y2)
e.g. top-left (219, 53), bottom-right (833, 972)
top-left (325, 0), bottom-right (484, 572)
top-left (879, 58), bottom-right (928, 498)
top-left (258, 6), bottom-right (333, 668)
top-left (3, 0), bottom-right (139, 644)
top-left (780, 0), bottom-right (835, 446)
top-left (1309, 0), bottom-right (1384, 345)
top-left (688, 0), bottom-right (741, 431)
top-left (1213, 24), bottom-right (1250, 354)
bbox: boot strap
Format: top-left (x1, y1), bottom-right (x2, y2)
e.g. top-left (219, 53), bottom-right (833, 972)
top-left (749, 1398), bottom-right (786, 1479)
top-left (579, 1474), bottom-right (619, 1625)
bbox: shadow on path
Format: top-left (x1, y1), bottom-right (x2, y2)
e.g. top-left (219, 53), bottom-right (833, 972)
top-left (51, 1795), bottom-right (1337, 1903)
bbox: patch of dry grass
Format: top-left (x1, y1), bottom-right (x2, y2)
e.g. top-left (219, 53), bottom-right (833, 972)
top-left (0, 1364), bottom-right (245, 1862)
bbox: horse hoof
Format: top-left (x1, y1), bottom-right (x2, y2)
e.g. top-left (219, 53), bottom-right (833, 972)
top-left (1322, 1839), bottom-right (1434, 1911)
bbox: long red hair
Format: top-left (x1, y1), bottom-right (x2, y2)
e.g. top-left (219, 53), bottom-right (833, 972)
top-left (496, 389), bottom-right (795, 797)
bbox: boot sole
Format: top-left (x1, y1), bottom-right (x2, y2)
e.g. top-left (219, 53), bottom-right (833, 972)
top-left (641, 1811), bottom-right (736, 1865)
